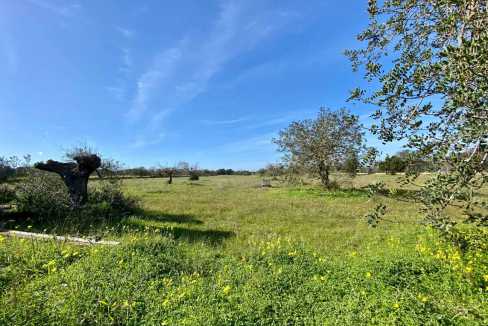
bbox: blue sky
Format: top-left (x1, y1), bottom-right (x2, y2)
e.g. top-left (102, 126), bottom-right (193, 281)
top-left (0, 0), bottom-right (404, 170)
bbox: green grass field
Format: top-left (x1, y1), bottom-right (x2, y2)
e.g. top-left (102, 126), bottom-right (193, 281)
top-left (1, 175), bottom-right (487, 325)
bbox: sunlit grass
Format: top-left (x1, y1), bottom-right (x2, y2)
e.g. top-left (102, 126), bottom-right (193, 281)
top-left (1, 175), bottom-right (486, 324)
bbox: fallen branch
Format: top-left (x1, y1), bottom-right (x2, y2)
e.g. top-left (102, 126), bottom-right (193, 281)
top-left (0, 230), bottom-right (119, 246)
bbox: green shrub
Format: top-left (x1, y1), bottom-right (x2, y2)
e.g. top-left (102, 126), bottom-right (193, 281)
top-left (15, 172), bottom-right (71, 222)
top-left (0, 184), bottom-right (16, 204)
top-left (89, 180), bottom-right (139, 215)
top-left (189, 173), bottom-right (199, 181)
top-left (15, 173), bottom-right (139, 226)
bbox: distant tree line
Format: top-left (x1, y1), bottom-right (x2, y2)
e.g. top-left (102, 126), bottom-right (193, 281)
top-left (0, 156), bottom-right (254, 183)
top-left (116, 164), bottom-right (253, 179)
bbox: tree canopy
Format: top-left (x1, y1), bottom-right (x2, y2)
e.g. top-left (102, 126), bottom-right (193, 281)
top-left (274, 108), bottom-right (363, 188)
top-left (347, 0), bottom-right (488, 231)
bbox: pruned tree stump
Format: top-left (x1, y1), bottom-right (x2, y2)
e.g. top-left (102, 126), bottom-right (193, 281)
top-left (34, 155), bottom-right (101, 206)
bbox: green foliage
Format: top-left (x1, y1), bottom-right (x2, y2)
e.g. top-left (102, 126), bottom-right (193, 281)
top-left (89, 180), bottom-right (139, 214)
top-left (15, 171), bottom-right (72, 222)
top-left (0, 184), bottom-right (16, 204)
top-left (189, 173), bottom-right (200, 181)
top-left (274, 108), bottom-right (364, 188)
top-left (365, 203), bottom-right (387, 228)
top-left (378, 155), bottom-right (407, 175)
top-left (362, 147), bottom-right (379, 174)
top-left (347, 0), bottom-right (488, 234)
top-left (343, 150), bottom-right (361, 177)
top-left (15, 172), bottom-right (139, 226)
top-left (1, 233), bottom-right (486, 324)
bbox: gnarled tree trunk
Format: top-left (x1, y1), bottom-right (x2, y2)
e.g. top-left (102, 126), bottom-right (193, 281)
top-left (34, 155), bottom-right (101, 206)
top-left (318, 161), bottom-right (330, 189)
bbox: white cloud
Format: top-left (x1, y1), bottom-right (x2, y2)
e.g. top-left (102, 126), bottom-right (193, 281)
top-left (126, 0), bottom-right (299, 135)
top-left (124, 1), bottom-right (301, 149)
top-left (127, 46), bottom-right (182, 120)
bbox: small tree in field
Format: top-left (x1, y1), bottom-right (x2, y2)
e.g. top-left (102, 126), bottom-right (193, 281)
top-left (274, 108), bottom-right (363, 188)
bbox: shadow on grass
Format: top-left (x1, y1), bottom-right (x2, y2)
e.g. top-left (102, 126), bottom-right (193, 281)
top-left (123, 217), bottom-right (234, 245)
top-left (139, 210), bottom-right (203, 225)
top-left (0, 208), bottom-right (233, 245)
top-left (365, 187), bottom-right (421, 202)
top-left (271, 185), bottom-right (422, 203)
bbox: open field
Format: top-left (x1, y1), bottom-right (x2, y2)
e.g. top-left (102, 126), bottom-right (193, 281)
top-left (1, 175), bottom-right (487, 325)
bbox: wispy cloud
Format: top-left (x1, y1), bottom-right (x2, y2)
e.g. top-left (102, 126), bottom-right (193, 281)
top-left (127, 46), bottom-right (182, 120)
top-left (201, 117), bottom-right (250, 126)
top-left (126, 1), bottom-right (299, 147)
top-left (116, 26), bottom-right (135, 39)
top-left (130, 132), bottom-right (166, 149)
top-left (27, 0), bottom-right (82, 17)
top-left (243, 110), bottom-right (316, 130)
top-left (107, 28), bottom-right (134, 101)
top-left (219, 132), bottom-right (277, 154)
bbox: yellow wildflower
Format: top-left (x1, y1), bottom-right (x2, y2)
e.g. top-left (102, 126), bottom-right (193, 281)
top-left (393, 303), bottom-right (400, 309)
top-left (223, 285), bottom-right (231, 295)
top-left (418, 294), bottom-right (428, 303)
top-left (365, 272), bottom-right (372, 278)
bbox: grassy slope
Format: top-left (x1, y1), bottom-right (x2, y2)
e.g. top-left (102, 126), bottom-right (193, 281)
top-left (1, 175), bottom-right (487, 325)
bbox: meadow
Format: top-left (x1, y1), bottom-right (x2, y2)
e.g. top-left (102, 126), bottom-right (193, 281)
top-left (1, 174), bottom-right (487, 325)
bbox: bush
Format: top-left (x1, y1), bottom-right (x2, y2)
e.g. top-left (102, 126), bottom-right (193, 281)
top-left (189, 173), bottom-right (199, 181)
top-left (15, 172), bottom-right (139, 225)
top-left (89, 180), bottom-right (139, 214)
top-left (0, 184), bottom-right (16, 204)
top-left (15, 172), bottom-right (72, 222)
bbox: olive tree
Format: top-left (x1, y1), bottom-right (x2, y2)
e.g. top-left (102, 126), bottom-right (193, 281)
top-left (346, 0), bottom-right (488, 231)
top-left (362, 147), bottom-right (380, 174)
top-left (273, 108), bottom-right (363, 188)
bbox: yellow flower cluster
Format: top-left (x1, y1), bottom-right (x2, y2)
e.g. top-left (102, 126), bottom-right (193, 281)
top-left (222, 285), bottom-right (231, 295)
top-left (417, 294), bottom-right (428, 303)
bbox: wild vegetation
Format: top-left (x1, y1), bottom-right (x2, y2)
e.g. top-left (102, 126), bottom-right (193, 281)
top-left (1, 175), bottom-right (487, 324)
top-left (0, 0), bottom-right (486, 324)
